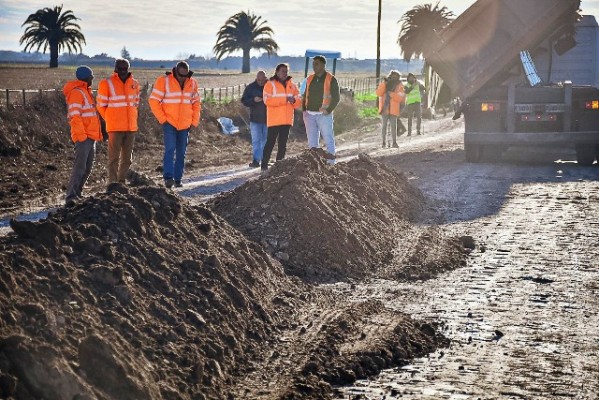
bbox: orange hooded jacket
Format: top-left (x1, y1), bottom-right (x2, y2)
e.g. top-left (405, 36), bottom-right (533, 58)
top-left (376, 79), bottom-right (405, 116)
top-left (63, 80), bottom-right (102, 143)
top-left (262, 77), bottom-right (301, 127)
top-left (96, 72), bottom-right (140, 132)
top-left (148, 71), bottom-right (201, 131)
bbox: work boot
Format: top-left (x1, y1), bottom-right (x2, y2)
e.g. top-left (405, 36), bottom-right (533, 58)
top-left (249, 160), bottom-right (260, 168)
top-left (165, 178), bottom-right (175, 189)
top-left (174, 181), bottom-right (183, 188)
top-left (381, 141), bottom-right (386, 148)
top-left (392, 142), bottom-right (399, 148)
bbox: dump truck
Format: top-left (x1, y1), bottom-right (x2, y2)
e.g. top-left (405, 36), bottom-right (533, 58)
top-left (423, 0), bottom-right (599, 164)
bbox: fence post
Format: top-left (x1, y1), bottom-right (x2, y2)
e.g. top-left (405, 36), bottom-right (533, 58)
top-left (5, 89), bottom-right (8, 107)
top-left (22, 89), bottom-right (26, 106)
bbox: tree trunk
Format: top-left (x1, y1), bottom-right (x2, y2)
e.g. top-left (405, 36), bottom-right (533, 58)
top-left (49, 40), bottom-right (59, 68)
top-left (242, 48), bottom-right (250, 73)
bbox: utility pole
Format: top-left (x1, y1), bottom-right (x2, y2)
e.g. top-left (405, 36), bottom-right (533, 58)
top-left (376, 0), bottom-right (381, 79)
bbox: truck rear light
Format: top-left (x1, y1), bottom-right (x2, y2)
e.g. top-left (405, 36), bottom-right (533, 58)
top-left (521, 115), bottom-right (529, 121)
top-left (481, 102), bottom-right (500, 112)
top-left (585, 100), bottom-right (599, 109)
top-left (548, 114), bottom-right (557, 121)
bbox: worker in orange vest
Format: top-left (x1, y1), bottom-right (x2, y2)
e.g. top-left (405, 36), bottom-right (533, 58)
top-left (302, 55), bottom-right (340, 163)
top-left (62, 65), bottom-right (103, 204)
top-left (261, 63), bottom-right (301, 172)
top-left (96, 58), bottom-right (140, 184)
top-left (149, 61), bottom-right (201, 188)
top-left (376, 70), bottom-right (406, 148)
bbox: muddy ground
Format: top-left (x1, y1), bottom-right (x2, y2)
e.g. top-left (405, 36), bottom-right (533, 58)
top-left (0, 113), bottom-right (473, 399)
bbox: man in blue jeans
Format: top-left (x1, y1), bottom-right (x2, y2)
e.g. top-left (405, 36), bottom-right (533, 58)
top-left (241, 70), bottom-right (268, 168)
top-left (302, 55), bottom-right (341, 163)
top-left (149, 61), bottom-right (201, 188)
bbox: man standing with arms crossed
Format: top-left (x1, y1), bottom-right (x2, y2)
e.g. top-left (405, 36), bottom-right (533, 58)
top-left (302, 55), bottom-right (341, 162)
top-left (149, 61), bottom-right (201, 188)
top-left (96, 58), bottom-right (140, 184)
top-left (241, 70), bottom-right (268, 168)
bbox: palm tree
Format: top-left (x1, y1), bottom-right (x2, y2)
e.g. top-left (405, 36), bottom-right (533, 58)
top-left (20, 5), bottom-right (85, 68)
top-left (397, 2), bottom-right (454, 62)
top-left (213, 11), bottom-right (279, 73)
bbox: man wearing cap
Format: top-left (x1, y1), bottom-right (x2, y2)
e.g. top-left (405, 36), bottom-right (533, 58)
top-left (149, 61), bottom-right (201, 188)
top-left (96, 58), bottom-right (140, 184)
top-left (62, 65), bottom-right (103, 204)
top-left (302, 55), bottom-right (340, 162)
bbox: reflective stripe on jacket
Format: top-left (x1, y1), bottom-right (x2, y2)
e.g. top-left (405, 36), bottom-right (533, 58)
top-left (262, 77), bottom-right (301, 127)
top-left (375, 80), bottom-right (405, 116)
top-left (304, 72), bottom-right (333, 110)
top-left (96, 72), bottom-right (140, 132)
top-left (149, 72), bottom-right (201, 130)
top-left (63, 80), bottom-right (102, 143)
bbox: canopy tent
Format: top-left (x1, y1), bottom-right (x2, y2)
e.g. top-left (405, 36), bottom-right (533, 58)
top-left (304, 49), bottom-right (342, 77)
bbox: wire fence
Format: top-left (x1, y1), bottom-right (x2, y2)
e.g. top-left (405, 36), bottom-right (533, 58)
top-left (0, 77), bottom-right (381, 108)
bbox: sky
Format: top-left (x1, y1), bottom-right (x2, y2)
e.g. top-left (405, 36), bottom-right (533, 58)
top-left (1, 0), bottom-right (599, 60)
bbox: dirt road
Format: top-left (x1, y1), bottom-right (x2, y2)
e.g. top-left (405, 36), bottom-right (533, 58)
top-left (333, 125), bottom-right (599, 398)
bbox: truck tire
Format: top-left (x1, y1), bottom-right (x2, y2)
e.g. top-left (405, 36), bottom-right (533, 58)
top-left (575, 144), bottom-right (595, 166)
top-left (465, 143), bottom-right (481, 162)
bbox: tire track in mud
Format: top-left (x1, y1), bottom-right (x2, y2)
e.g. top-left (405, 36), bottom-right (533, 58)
top-left (335, 168), bottom-right (599, 399)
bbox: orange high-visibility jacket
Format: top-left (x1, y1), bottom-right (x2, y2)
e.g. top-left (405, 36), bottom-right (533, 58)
top-left (63, 80), bottom-right (102, 143)
top-left (304, 72), bottom-right (333, 110)
top-left (96, 72), bottom-right (140, 132)
top-left (263, 77), bottom-right (301, 127)
top-left (149, 72), bottom-right (201, 130)
top-left (376, 80), bottom-right (405, 116)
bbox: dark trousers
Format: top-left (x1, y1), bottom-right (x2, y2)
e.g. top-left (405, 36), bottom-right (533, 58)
top-left (261, 125), bottom-right (290, 169)
top-left (405, 102), bottom-right (422, 134)
top-left (66, 138), bottom-right (96, 202)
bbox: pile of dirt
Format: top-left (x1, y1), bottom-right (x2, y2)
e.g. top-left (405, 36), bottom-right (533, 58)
top-left (211, 150), bottom-right (429, 282)
top-left (0, 178), bottom-right (455, 399)
top-left (0, 182), bottom-right (303, 399)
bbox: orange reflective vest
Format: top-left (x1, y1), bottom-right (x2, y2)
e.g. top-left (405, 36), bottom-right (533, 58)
top-left (63, 80), bottom-right (102, 143)
top-left (96, 72), bottom-right (140, 132)
top-left (304, 72), bottom-right (333, 110)
top-left (375, 80), bottom-right (405, 116)
top-left (263, 77), bottom-right (301, 127)
top-left (149, 72), bottom-right (201, 130)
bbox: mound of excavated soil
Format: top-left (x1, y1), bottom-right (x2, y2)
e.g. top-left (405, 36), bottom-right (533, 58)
top-left (0, 180), bottom-right (454, 400)
top-left (211, 150), bottom-right (433, 282)
top-left (0, 183), bottom-right (302, 399)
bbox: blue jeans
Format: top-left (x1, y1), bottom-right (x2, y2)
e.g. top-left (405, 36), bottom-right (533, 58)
top-left (303, 111), bottom-right (335, 163)
top-left (249, 122), bottom-right (267, 162)
top-left (162, 122), bottom-right (189, 182)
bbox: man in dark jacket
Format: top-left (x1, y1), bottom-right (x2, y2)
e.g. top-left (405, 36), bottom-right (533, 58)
top-left (241, 70), bottom-right (268, 168)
